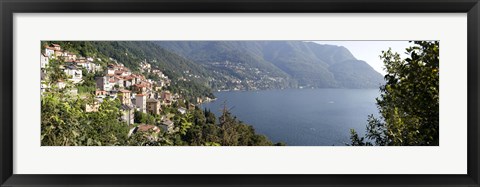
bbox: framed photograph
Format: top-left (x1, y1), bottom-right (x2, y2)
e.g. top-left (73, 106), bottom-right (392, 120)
top-left (1, 0), bottom-right (479, 186)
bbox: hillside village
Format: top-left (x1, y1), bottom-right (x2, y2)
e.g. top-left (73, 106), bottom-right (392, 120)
top-left (206, 60), bottom-right (290, 91)
top-left (40, 43), bottom-right (210, 138)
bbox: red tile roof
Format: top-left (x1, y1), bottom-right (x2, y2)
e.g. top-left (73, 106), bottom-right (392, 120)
top-left (123, 76), bottom-right (134, 80)
top-left (135, 83), bottom-right (148, 88)
top-left (136, 125), bottom-right (160, 133)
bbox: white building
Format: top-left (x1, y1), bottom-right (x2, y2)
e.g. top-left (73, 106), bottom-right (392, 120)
top-left (93, 64), bottom-right (102, 72)
top-left (76, 61), bottom-right (93, 72)
top-left (135, 94), bottom-right (147, 113)
top-left (178, 107), bottom-right (187, 115)
top-left (106, 69), bottom-right (115, 76)
top-left (96, 76), bottom-right (113, 91)
top-left (44, 48), bottom-right (55, 58)
top-left (64, 66), bottom-right (82, 84)
top-left (41, 53), bottom-right (49, 69)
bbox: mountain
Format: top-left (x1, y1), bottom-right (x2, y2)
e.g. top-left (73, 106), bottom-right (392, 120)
top-left (153, 41), bottom-right (298, 90)
top-left (49, 41), bottom-right (385, 94)
top-left (155, 41), bottom-right (384, 89)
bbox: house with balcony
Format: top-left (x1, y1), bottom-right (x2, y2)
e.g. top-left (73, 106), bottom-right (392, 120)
top-left (118, 89), bottom-right (132, 106)
top-left (64, 65), bottom-right (82, 84)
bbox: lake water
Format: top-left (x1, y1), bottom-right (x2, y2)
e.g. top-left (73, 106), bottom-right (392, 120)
top-left (201, 89), bottom-right (381, 146)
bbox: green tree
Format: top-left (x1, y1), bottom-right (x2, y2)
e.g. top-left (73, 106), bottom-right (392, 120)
top-left (204, 108), bottom-right (216, 125)
top-left (44, 58), bottom-right (68, 85)
top-left (177, 113), bottom-right (194, 135)
top-left (134, 111), bottom-right (156, 124)
top-left (219, 106), bottom-right (239, 146)
top-left (41, 90), bottom-right (130, 146)
top-left (350, 41), bottom-right (439, 146)
top-left (77, 69), bottom-right (97, 94)
top-left (41, 91), bottom-right (85, 146)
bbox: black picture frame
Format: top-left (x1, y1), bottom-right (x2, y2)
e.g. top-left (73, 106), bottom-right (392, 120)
top-left (1, 0), bottom-right (479, 186)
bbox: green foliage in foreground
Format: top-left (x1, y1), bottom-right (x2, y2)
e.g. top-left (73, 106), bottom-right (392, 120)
top-left (41, 90), bottom-right (279, 146)
top-left (350, 41), bottom-right (439, 146)
top-left (120, 107), bottom-right (278, 146)
top-left (41, 91), bottom-right (129, 146)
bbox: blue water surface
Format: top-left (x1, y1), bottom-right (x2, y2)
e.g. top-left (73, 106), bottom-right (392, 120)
top-left (201, 89), bottom-right (381, 146)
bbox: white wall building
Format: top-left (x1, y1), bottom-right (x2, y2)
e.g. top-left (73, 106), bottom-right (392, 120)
top-left (135, 94), bottom-right (147, 113)
top-left (41, 53), bottom-right (49, 69)
top-left (64, 66), bottom-right (82, 84)
top-left (44, 48), bottom-right (55, 58)
top-left (96, 76), bottom-right (113, 91)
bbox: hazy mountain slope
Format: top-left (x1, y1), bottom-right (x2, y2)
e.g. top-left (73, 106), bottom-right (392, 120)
top-left (329, 59), bottom-right (384, 88)
top-left (155, 41), bottom-right (291, 77)
top-left (155, 41), bottom-right (384, 89)
top-left (260, 41), bottom-right (337, 87)
top-left (155, 41), bottom-right (297, 90)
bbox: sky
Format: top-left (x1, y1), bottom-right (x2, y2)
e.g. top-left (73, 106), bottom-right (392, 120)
top-left (313, 41), bottom-right (412, 75)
